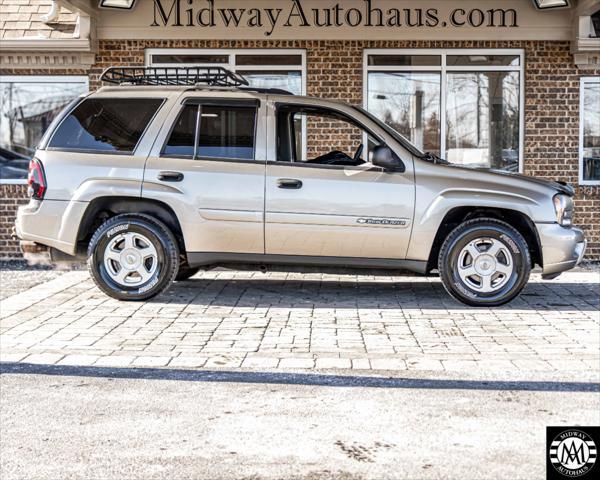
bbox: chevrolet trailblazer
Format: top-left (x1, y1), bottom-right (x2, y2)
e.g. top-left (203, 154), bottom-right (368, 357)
top-left (15, 67), bottom-right (586, 306)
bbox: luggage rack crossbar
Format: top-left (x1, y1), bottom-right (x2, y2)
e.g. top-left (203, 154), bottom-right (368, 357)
top-left (100, 66), bottom-right (249, 87)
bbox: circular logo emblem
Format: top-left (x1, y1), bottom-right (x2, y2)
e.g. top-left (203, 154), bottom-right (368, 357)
top-left (550, 429), bottom-right (597, 477)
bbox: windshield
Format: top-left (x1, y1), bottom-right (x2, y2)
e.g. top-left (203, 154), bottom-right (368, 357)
top-left (351, 105), bottom-right (425, 158)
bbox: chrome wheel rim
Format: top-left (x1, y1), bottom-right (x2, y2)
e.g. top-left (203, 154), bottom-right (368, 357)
top-left (103, 232), bottom-right (158, 287)
top-left (457, 237), bottom-right (514, 294)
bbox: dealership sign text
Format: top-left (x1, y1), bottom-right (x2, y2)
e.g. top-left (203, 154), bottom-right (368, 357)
top-left (151, 0), bottom-right (519, 36)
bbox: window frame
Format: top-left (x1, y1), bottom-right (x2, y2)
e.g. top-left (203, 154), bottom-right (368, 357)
top-left (579, 76), bottom-right (600, 186)
top-left (160, 100), bottom-right (260, 163)
top-left (0, 75), bottom-right (89, 184)
top-left (274, 102), bottom-right (393, 171)
top-left (363, 48), bottom-right (525, 173)
top-left (160, 103), bottom-right (198, 160)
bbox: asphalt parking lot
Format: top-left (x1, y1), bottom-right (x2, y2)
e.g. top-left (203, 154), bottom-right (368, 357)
top-left (1, 265), bottom-right (599, 479)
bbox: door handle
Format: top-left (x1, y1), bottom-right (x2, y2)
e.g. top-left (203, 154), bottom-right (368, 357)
top-left (277, 178), bottom-right (303, 189)
top-left (158, 171), bottom-right (184, 182)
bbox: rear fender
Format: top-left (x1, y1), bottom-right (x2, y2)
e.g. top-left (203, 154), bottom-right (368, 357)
top-left (70, 179), bottom-right (143, 203)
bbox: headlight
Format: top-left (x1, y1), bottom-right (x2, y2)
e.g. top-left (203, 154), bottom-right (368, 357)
top-left (553, 194), bottom-right (573, 227)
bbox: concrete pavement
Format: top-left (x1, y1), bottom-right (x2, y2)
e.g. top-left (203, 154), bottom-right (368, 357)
top-left (1, 364), bottom-right (598, 480)
top-left (1, 269), bottom-right (598, 375)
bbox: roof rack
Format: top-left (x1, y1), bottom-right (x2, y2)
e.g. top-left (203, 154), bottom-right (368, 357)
top-left (100, 66), bottom-right (249, 87)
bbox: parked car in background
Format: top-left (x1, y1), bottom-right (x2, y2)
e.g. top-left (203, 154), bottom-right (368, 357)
top-left (0, 147), bottom-right (29, 180)
top-left (15, 67), bottom-right (586, 306)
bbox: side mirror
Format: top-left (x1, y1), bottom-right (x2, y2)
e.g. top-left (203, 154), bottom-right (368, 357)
top-left (371, 145), bottom-right (405, 172)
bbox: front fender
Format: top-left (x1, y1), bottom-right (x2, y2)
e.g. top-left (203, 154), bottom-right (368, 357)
top-left (420, 188), bottom-right (539, 226)
top-left (406, 189), bottom-right (539, 262)
top-left (406, 160), bottom-right (559, 262)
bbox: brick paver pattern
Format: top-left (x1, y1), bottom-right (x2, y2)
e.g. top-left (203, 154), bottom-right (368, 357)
top-left (1, 269), bottom-right (598, 374)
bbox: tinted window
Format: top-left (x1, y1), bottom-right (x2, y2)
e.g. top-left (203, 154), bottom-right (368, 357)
top-left (151, 54), bottom-right (229, 64)
top-left (368, 55), bottom-right (441, 66)
top-left (198, 106), bottom-right (255, 160)
top-left (49, 98), bottom-right (163, 152)
top-left (235, 54), bottom-right (302, 66)
top-left (164, 105), bottom-right (197, 157)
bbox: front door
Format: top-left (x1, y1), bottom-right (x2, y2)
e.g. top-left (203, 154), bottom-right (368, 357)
top-left (265, 102), bottom-right (415, 260)
top-left (143, 95), bottom-right (266, 255)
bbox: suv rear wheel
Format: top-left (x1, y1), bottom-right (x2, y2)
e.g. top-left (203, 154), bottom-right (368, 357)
top-left (438, 218), bottom-right (531, 306)
top-left (87, 214), bottom-right (179, 301)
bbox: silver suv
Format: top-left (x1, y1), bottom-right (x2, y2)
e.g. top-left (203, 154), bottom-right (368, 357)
top-left (15, 67), bottom-right (586, 306)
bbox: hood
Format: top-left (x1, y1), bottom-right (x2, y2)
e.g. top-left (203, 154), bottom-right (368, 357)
top-left (446, 164), bottom-right (575, 197)
top-left (480, 169), bottom-right (575, 197)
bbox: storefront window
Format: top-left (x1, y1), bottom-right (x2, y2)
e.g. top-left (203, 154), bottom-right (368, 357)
top-left (0, 76), bottom-right (88, 181)
top-left (367, 72), bottom-right (440, 155)
top-left (235, 54), bottom-right (302, 66)
top-left (150, 54), bottom-right (229, 64)
top-left (237, 71), bottom-right (302, 96)
top-left (446, 71), bottom-right (520, 170)
top-left (580, 77), bottom-right (600, 184)
top-left (365, 50), bottom-right (523, 171)
top-left (446, 55), bottom-right (520, 67)
top-left (146, 49), bottom-right (305, 96)
top-left (368, 55), bottom-right (441, 67)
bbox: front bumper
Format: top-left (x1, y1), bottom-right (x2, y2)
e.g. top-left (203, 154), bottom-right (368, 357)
top-left (537, 223), bottom-right (586, 276)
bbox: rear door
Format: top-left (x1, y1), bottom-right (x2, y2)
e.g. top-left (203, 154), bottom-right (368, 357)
top-left (143, 94), bottom-right (266, 255)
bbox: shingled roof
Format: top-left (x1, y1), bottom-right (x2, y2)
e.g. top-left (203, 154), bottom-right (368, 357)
top-left (0, 0), bottom-right (77, 39)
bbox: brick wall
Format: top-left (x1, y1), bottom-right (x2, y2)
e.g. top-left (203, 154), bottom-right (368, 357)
top-left (1, 39), bottom-right (599, 261)
top-left (305, 116), bottom-right (363, 160)
top-left (0, 184), bottom-right (28, 259)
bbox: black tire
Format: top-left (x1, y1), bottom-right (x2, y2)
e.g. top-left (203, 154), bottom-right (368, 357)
top-left (438, 218), bottom-right (531, 307)
top-left (175, 265), bottom-right (200, 281)
top-left (87, 213), bottom-right (179, 301)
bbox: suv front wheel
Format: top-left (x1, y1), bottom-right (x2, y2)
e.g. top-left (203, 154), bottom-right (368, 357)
top-left (438, 218), bottom-right (531, 307)
top-left (87, 214), bottom-right (179, 301)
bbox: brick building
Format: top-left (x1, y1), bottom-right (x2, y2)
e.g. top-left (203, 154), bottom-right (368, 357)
top-left (1, 0), bottom-right (599, 260)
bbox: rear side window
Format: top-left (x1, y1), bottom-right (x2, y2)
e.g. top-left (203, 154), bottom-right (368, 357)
top-left (164, 104), bottom-right (197, 157)
top-left (198, 106), bottom-right (255, 160)
top-left (163, 103), bottom-right (256, 160)
top-left (49, 98), bottom-right (163, 153)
